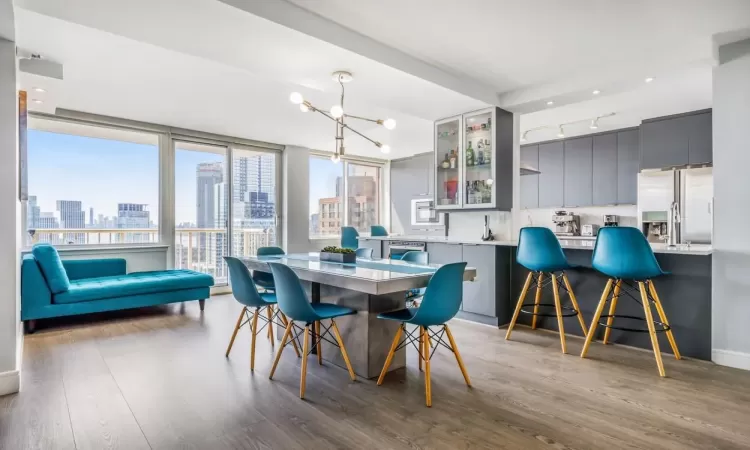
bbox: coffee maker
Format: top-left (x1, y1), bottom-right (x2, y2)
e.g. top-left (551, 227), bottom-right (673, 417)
top-left (603, 214), bottom-right (619, 227)
top-left (552, 211), bottom-right (580, 236)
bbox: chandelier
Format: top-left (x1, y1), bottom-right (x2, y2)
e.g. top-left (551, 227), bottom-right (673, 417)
top-left (289, 71), bottom-right (396, 163)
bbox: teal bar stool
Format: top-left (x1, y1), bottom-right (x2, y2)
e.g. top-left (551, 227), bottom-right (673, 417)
top-left (580, 227), bottom-right (681, 377)
top-left (341, 226), bottom-right (359, 250)
top-left (506, 227), bottom-right (588, 354)
top-left (267, 262), bottom-right (357, 399)
top-left (355, 247), bottom-right (373, 259)
top-left (252, 246), bottom-right (285, 292)
top-left (377, 262), bottom-right (470, 407)
top-left (371, 225), bottom-right (389, 237)
top-left (223, 257), bottom-right (300, 371)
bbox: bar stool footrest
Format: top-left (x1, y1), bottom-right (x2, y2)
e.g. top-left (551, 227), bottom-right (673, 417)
top-left (599, 314), bottom-right (671, 333)
top-left (520, 303), bottom-right (579, 318)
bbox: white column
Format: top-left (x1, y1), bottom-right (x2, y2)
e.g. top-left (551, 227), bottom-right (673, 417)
top-left (712, 36), bottom-right (750, 370)
top-left (0, 37), bottom-right (21, 395)
top-left (282, 145), bottom-right (311, 253)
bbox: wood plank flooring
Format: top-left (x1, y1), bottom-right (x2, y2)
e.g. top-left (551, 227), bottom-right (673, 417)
top-left (3, 294), bottom-right (750, 449)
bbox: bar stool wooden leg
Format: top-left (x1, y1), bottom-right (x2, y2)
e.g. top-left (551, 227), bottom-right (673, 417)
top-left (551, 273), bottom-right (567, 354)
top-left (315, 321), bottom-right (322, 365)
top-left (266, 305), bottom-right (274, 344)
top-left (269, 321), bottom-right (293, 379)
top-left (422, 327), bottom-right (432, 407)
top-left (278, 312), bottom-right (301, 357)
top-left (563, 273), bottom-right (588, 335)
top-left (581, 279), bottom-right (614, 358)
top-left (603, 280), bottom-right (622, 345)
top-left (648, 281), bottom-right (681, 360)
top-left (377, 324), bottom-right (403, 385)
top-left (300, 325), bottom-right (310, 398)
top-left (225, 307), bottom-right (246, 357)
top-left (506, 272), bottom-right (533, 340)
top-left (532, 272), bottom-right (544, 329)
top-left (639, 281), bottom-right (666, 377)
top-left (250, 308), bottom-right (260, 371)
top-left (444, 325), bottom-right (471, 387)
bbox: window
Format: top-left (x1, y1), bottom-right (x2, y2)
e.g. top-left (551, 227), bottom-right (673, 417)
top-left (26, 118), bottom-right (159, 247)
top-left (308, 155), bottom-right (382, 238)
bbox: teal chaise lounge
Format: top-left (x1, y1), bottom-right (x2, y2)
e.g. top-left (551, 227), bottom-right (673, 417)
top-left (22, 243), bottom-right (214, 332)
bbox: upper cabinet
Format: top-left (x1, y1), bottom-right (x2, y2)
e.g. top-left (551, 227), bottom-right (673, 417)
top-left (592, 133), bottom-right (618, 206)
top-left (538, 141), bottom-right (564, 208)
top-left (520, 145), bottom-right (539, 209)
top-left (563, 137), bottom-right (593, 207)
top-left (640, 110), bottom-right (712, 170)
top-left (434, 107), bottom-right (513, 211)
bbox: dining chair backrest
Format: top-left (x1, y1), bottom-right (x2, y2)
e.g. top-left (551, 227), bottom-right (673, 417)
top-left (253, 246), bottom-right (285, 288)
top-left (224, 256), bottom-right (266, 307)
top-left (411, 262), bottom-right (467, 326)
top-left (592, 226), bottom-right (664, 280)
top-left (370, 225), bottom-right (388, 237)
top-left (401, 250), bottom-right (429, 265)
top-left (355, 247), bottom-right (373, 259)
top-left (257, 246), bottom-right (285, 257)
top-left (267, 262), bottom-right (320, 324)
top-left (516, 227), bottom-right (570, 272)
top-left (341, 227), bottom-right (359, 250)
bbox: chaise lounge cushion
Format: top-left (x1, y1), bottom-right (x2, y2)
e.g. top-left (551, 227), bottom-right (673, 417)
top-left (53, 270), bottom-right (215, 304)
top-left (32, 243), bottom-right (71, 294)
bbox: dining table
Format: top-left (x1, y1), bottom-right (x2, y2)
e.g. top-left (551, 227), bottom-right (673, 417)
top-left (240, 252), bottom-right (477, 379)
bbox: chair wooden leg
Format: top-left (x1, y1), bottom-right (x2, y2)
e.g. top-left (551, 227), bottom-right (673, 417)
top-left (331, 320), bottom-right (356, 381)
top-left (603, 280), bottom-right (622, 345)
top-left (278, 312), bottom-right (301, 357)
top-left (550, 273), bottom-right (567, 354)
top-left (377, 324), bottom-right (404, 385)
top-left (422, 327), bottom-right (432, 407)
top-left (563, 273), bottom-right (588, 336)
top-left (300, 325), bottom-right (310, 398)
top-left (269, 321), bottom-right (293, 379)
top-left (225, 307), bottom-right (246, 357)
top-left (506, 272), bottom-right (534, 340)
top-left (532, 272), bottom-right (544, 329)
top-left (315, 321), bottom-right (322, 365)
top-left (640, 282), bottom-right (666, 377)
top-left (266, 305), bottom-right (274, 344)
top-left (649, 281), bottom-right (681, 360)
top-left (444, 325), bottom-right (471, 387)
top-left (250, 308), bottom-right (260, 371)
top-left (581, 279), bottom-right (613, 358)
top-left (418, 329), bottom-right (423, 372)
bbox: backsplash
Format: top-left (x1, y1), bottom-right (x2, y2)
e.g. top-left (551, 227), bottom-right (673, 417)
top-left (447, 210), bottom-right (512, 241)
top-left (514, 205), bottom-right (638, 237)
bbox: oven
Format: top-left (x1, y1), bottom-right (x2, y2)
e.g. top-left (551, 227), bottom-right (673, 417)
top-left (388, 240), bottom-right (427, 260)
top-left (411, 199), bottom-right (444, 227)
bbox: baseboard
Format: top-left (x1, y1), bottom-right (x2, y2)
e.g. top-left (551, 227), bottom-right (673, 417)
top-left (712, 349), bottom-right (750, 371)
top-left (0, 370), bottom-right (20, 396)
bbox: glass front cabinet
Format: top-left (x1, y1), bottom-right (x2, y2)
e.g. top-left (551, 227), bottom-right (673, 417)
top-left (433, 107), bottom-right (513, 211)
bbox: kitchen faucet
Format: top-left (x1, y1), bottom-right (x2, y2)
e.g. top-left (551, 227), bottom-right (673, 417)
top-left (667, 200), bottom-right (681, 247)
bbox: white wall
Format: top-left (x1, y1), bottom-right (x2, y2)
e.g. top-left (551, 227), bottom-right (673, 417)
top-left (0, 37), bottom-right (21, 396)
top-left (711, 37), bottom-right (750, 370)
top-left (516, 205), bottom-right (638, 236)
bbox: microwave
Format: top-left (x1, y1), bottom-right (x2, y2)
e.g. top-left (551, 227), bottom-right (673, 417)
top-left (411, 199), bottom-right (444, 227)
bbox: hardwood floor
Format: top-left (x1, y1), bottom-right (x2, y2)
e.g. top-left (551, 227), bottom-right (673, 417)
top-left (3, 294), bottom-right (750, 449)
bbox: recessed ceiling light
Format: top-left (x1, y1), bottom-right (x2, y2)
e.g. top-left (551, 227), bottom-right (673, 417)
top-left (645, 77), bottom-right (654, 83)
top-left (33, 87), bottom-right (46, 93)
top-left (546, 101), bottom-right (554, 106)
top-left (31, 99), bottom-right (43, 104)
top-left (592, 90), bottom-right (600, 95)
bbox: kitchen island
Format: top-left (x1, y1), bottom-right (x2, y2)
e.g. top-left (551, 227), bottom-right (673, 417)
top-left (359, 235), bottom-right (713, 360)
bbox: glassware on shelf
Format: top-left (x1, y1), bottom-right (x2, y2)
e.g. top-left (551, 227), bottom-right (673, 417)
top-left (449, 150), bottom-right (457, 169)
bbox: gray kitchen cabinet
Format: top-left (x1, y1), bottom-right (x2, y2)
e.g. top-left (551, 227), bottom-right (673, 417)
top-left (688, 111), bottom-right (712, 164)
top-left (461, 244), bottom-right (496, 317)
top-left (592, 133), bottom-right (618, 206)
top-left (563, 137), bottom-right (593, 207)
top-left (357, 238), bottom-right (382, 259)
top-left (617, 129), bottom-right (639, 204)
top-left (425, 242), bottom-right (462, 264)
top-left (640, 116), bottom-right (690, 169)
top-left (538, 141), bottom-right (564, 208)
top-left (520, 145), bottom-right (539, 209)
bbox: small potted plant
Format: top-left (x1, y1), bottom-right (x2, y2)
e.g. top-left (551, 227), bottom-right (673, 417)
top-left (320, 246), bottom-right (356, 264)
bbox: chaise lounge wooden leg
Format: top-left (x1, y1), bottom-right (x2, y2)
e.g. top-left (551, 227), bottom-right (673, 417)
top-left (199, 299), bottom-right (205, 311)
top-left (25, 320), bottom-right (37, 334)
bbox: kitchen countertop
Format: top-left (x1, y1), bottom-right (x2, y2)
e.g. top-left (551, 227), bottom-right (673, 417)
top-left (359, 235), bottom-right (713, 256)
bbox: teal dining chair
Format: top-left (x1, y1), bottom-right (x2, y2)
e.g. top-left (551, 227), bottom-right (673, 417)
top-left (505, 227), bottom-right (587, 354)
top-left (252, 246), bottom-right (285, 292)
top-left (341, 226), bottom-right (359, 250)
top-left (400, 251), bottom-right (429, 307)
top-left (267, 262), bottom-right (357, 399)
top-left (223, 257), bottom-right (300, 371)
top-left (376, 262), bottom-right (470, 407)
top-left (581, 226), bottom-right (681, 377)
top-left (355, 247), bottom-right (373, 259)
top-left (371, 225), bottom-right (389, 237)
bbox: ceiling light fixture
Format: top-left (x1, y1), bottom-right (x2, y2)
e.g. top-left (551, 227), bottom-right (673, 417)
top-left (645, 77), bottom-right (654, 83)
top-left (290, 71), bottom-right (396, 159)
top-left (590, 118), bottom-right (599, 129)
top-left (33, 87), bottom-right (46, 93)
top-left (557, 126), bottom-right (565, 138)
top-left (546, 101), bottom-right (555, 106)
top-left (592, 90), bottom-right (600, 95)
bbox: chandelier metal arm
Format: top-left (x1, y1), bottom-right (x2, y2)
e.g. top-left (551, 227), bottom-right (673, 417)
top-left (343, 113), bottom-right (382, 125)
top-left (304, 101), bottom-right (382, 148)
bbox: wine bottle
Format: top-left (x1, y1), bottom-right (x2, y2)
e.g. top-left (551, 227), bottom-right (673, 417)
top-left (466, 140), bottom-right (475, 167)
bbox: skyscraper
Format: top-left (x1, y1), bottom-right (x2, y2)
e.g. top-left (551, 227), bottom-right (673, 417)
top-left (56, 200), bottom-right (85, 244)
top-left (196, 162), bottom-right (224, 229)
top-left (117, 203), bottom-right (151, 243)
top-left (27, 195), bottom-right (40, 229)
top-left (89, 207), bottom-right (94, 226)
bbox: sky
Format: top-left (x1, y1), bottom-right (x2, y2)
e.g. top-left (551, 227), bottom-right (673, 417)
top-left (309, 157), bottom-right (343, 216)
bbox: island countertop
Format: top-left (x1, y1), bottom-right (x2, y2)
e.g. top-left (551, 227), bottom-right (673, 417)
top-left (359, 235), bottom-right (712, 256)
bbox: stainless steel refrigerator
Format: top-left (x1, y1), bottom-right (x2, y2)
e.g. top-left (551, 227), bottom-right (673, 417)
top-left (637, 167), bottom-right (713, 244)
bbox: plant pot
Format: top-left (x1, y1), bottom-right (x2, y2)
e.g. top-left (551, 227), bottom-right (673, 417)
top-left (320, 251), bottom-right (356, 264)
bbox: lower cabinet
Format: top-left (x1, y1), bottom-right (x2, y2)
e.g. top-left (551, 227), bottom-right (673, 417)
top-left (425, 242), bottom-right (462, 264)
top-left (357, 238), bottom-right (382, 259)
top-left (461, 244), bottom-right (496, 317)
